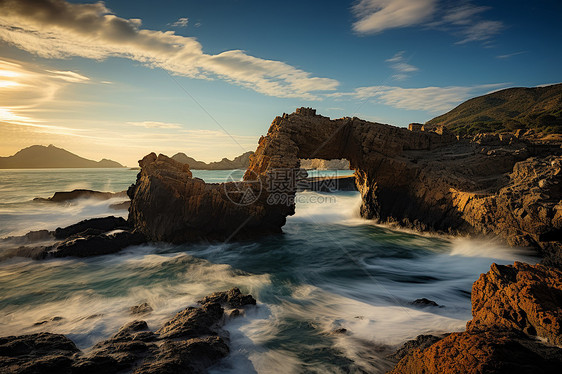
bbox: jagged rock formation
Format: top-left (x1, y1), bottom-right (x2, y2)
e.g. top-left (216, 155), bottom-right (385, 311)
top-left (0, 288), bottom-right (256, 374)
top-left (127, 153), bottom-right (291, 243)
top-left (243, 107), bottom-right (561, 264)
top-left (0, 217), bottom-right (144, 260)
top-left (467, 262), bottom-right (562, 345)
top-left (389, 262), bottom-right (562, 373)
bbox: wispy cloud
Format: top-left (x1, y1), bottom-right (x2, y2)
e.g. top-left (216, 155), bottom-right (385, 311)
top-left (455, 20), bottom-right (503, 44)
top-left (352, 0), bottom-right (437, 34)
top-left (352, 1), bottom-right (504, 45)
top-left (0, 58), bottom-right (90, 125)
top-left (328, 83), bottom-right (507, 113)
top-left (171, 17), bottom-right (189, 27)
top-left (0, 0), bottom-right (338, 100)
top-left (126, 121), bottom-right (183, 129)
top-left (496, 51), bottom-right (527, 59)
top-left (386, 51), bottom-right (418, 80)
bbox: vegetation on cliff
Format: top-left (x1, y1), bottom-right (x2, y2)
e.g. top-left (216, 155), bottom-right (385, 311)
top-left (426, 83), bottom-right (562, 136)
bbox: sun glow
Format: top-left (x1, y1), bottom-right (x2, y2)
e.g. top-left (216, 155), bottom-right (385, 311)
top-left (0, 69), bottom-right (21, 78)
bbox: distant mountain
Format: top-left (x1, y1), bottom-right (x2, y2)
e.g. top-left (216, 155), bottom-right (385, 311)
top-left (426, 83), bottom-right (562, 136)
top-left (0, 145), bottom-right (124, 169)
top-left (172, 151), bottom-right (254, 170)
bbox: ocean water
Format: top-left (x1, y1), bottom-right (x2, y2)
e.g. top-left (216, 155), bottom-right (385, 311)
top-left (0, 168), bottom-right (535, 373)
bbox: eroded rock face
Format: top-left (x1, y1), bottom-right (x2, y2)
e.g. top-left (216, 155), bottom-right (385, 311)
top-left (389, 263), bottom-right (562, 373)
top-left (127, 153), bottom-right (292, 243)
top-left (0, 288), bottom-right (256, 374)
top-left (467, 262), bottom-right (562, 345)
top-left (389, 329), bottom-right (562, 374)
top-left (243, 108), bottom-right (561, 264)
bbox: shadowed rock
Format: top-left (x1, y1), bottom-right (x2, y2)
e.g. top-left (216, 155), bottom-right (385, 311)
top-left (127, 153), bottom-right (292, 243)
top-left (34, 189), bottom-right (127, 203)
top-left (0, 288), bottom-right (256, 374)
top-left (1, 217), bottom-right (145, 260)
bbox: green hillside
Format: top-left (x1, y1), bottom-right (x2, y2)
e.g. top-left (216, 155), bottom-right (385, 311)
top-left (426, 83), bottom-right (562, 136)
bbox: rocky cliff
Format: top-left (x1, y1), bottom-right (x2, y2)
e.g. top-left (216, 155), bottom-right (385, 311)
top-left (126, 108), bottom-right (561, 265)
top-left (127, 152), bottom-right (292, 242)
top-left (243, 107), bottom-right (561, 265)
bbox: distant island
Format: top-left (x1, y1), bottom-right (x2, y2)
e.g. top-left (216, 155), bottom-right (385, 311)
top-left (171, 151), bottom-right (254, 170)
top-left (172, 151), bottom-right (350, 170)
top-left (0, 145), bottom-right (124, 169)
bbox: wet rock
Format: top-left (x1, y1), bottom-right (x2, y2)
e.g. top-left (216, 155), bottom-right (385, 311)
top-left (467, 262), bottom-right (562, 345)
top-left (411, 298), bottom-right (440, 307)
top-left (130, 303), bottom-right (153, 315)
top-left (109, 201), bottom-right (130, 210)
top-left (48, 230), bottom-right (146, 258)
top-left (0, 288), bottom-right (255, 374)
top-left (2, 218), bottom-right (146, 260)
top-left (156, 303), bottom-right (224, 339)
top-left (389, 329), bottom-right (562, 374)
top-left (32, 316), bottom-right (64, 326)
top-left (328, 328), bottom-right (348, 335)
top-left (0, 332), bottom-right (79, 374)
top-left (0, 230), bottom-right (53, 245)
top-left (133, 336), bottom-right (229, 374)
top-left (197, 287), bottom-right (257, 308)
top-left (34, 189), bottom-right (127, 203)
top-left (388, 334), bottom-right (441, 361)
top-left (54, 216), bottom-right (129, 240)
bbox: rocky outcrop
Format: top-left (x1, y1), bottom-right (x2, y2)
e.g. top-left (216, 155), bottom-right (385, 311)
top-left (467, 262), bottom-right (562, 345)
top-left (1, 217), bottom-right (145, 260)
top-left (127, 108), bottom-right (560, 263)
top-left (34, 189), bottom-right (127, 203)
top-left (127, 152), bottom-right (292, 243)
top-left (242, 108), bottom-right (561, 264)
top-left (0, 288), bottom-right (256, 374)
top-left (389, 263), bottom-right (562, 373)
top-left (389, 329), bottom-right (562, 374)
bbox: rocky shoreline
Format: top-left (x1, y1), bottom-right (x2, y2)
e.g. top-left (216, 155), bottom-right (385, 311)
top-left (0, 288), bottom-right (256, 374)
top-left (388, 262), bottom-right (562, 373)
top-left (1, 107), bottom-right (561, 372)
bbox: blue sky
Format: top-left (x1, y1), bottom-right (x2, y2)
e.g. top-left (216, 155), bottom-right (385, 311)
top-left (0, 0), bottom-right (560, 166)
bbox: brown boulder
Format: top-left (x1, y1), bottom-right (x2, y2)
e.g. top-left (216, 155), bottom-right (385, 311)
top-left (467, 262), bottom-right (562, 345)
top-left (389, 329), bottom-right (562, 374)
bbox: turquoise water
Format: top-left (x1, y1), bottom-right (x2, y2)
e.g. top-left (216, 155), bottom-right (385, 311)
top-left (0, 169), bottom-right (533, 373)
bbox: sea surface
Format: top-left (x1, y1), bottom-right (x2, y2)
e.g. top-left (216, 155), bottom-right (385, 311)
top-left (0, 168), bottom-right (536, 373)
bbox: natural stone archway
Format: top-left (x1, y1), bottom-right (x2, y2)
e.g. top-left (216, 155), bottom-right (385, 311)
top-left (128, 107), bottom-right (561, 265)
top-left (243, 107), bottom-right (459, 229)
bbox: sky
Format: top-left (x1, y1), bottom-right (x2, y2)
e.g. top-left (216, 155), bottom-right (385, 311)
top-left (0, 0), bottom-right (560, 166)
